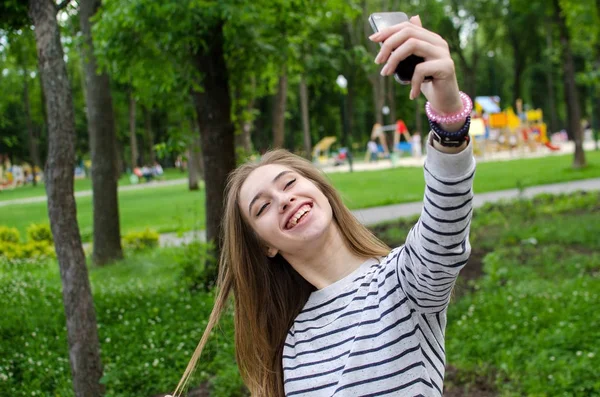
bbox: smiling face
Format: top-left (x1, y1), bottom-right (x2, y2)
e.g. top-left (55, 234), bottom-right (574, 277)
top-left (239, 164), bottom-right (333, 258)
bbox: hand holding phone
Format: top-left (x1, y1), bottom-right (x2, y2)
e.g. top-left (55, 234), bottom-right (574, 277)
top-left (368, 13), bottom-right (463, 117)
top-left (368, 12), bottom-right (431, 85)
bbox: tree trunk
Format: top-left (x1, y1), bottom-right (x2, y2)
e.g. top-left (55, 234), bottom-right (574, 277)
top-left (554, 0), bottom-right (586, 168)
top-left (234, 76), bottom-right (255, 156)
top-left (510, 34), bottom-right (525, 109)
top-left (415, 96), bottom-right (423, 135)
top-left (22, 65), bottom-right (41, 186)
top-left (143, 106), bottom-right (156, 165)
top-left (545, 20), bottom-right (559, 134)
top-left (28, 1), bottom-right (104, 396)
top-left (188, 127), bottom-right (201, 191)
top-left (386, 77), bottom-right (397, 123)
top-left (128, 89), bottom-right (138, 168)
top-left (299, 75), bottom-right (311, 159)
top-left (190, 20), bottom-right (236, 260)
top-left (369, 74), bottom-right (386, 125)
top-left (272, 65), bottom-right (288, 148)
top-left (80, 0), bottom-right (123, 265)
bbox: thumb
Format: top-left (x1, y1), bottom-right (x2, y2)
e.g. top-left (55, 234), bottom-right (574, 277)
top-left (409, 15), bottom-right (423, 27)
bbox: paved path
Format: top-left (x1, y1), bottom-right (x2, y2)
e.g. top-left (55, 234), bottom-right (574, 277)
top-left (159, 177), bottom-right (600, 247)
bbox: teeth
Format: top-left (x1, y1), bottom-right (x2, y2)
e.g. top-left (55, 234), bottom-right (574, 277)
top-left (287, 205), bottom-right (311, 228)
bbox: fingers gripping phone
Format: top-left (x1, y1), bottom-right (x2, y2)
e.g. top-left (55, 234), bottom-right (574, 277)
top-left (368, 12), bottom-right (431, 85)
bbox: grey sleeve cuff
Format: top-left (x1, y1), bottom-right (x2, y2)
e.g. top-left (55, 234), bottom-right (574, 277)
top-left (424, 133), bottom-right (476, 180)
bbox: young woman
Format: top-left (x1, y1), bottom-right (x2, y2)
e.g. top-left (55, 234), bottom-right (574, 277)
top-left (171, 15), bottom-right (475, 397)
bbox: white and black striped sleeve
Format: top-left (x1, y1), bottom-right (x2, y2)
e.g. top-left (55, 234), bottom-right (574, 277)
top-left (397, 138), bottom-right (475, 314)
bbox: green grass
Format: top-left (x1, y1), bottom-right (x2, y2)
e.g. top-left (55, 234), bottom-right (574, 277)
top-left (1, 183), bottom-right (205, 242)
top-left (0, 247), bottom-right (243, 397)
top-left (328, 150), bottom-right (600, 208)
top-left (1, 151), bottom-right (599, 241)
top-left (0, 168), bottom-right (185, 202)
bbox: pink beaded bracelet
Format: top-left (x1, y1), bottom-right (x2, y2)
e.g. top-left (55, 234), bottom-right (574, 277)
top-left (425, 91), bottom-right (473, 124)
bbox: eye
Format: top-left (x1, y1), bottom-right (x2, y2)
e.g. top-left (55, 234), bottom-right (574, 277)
top-left (257, 202), bottom-right (269, 217)
top-left (284, 178), bottom-right (296, 190)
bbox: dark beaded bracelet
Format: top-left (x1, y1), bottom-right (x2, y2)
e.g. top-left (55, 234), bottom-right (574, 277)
top-left (428, 115), bottom-right (471, 147)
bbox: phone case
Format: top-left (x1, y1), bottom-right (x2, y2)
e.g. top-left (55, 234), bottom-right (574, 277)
top-left (368, 12), bottom-right (431, 85)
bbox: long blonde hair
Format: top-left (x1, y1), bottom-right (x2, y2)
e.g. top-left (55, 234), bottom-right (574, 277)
top-left (173, 149), bottom-right (390, 396)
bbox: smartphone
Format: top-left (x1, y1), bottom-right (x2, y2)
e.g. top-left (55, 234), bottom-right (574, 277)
top-left (368, 12), bottom-right (431, 85)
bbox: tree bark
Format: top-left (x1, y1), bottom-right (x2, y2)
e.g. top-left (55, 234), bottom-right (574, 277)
top-left (143, 106), bottom-right (156, 165)
top-left (80, 0), bottom-right (123, 264)
top-left (128, 89), bottom-right (138, 168)
top-left (272, 65), bottom-right (288, 148)
top-left (22, 65), bottom-right (41, 186)
top-left (190, 20), bottom-right (236, 258)
top-left (545, 20), bottom-right (559, 134)
top-left (188, 126), bottom-right (201, 191)
top-left (510, 33), bottom-right (525, 109)
top-left (28, 1), bottom-right (104, 396)
top-left (553, 0), bottom-right (586, 168)
top-left (386, 76), bottom-right (397, 123)
top-left (299, 75), bottom-right (311, 159)
top-left (234, 76), bottom-right (255, 156)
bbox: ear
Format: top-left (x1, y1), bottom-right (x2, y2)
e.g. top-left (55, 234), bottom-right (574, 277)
top-left (266, 247), bottom-right (278, 258)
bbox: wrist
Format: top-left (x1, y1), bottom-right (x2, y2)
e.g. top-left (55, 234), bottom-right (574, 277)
top-left (425, 91), bottom-right (472, 125)
top-left (440, 117), bottom-right (468, 133)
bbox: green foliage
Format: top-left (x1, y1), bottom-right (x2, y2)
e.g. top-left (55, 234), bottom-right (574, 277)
top-left (0, 226), bottom-right (20, 243)
top-left (0, 240), bottom-right (55, 262)
top-left (0, 247), bottom-right (242, 396)
top-left (0, 224), bottom-right (55, 263)
top-left (122, 229), bottom-right (160, 252)
top-left (26, 224), bottom-right (53, 244)
top-left (175, 241), bottom-right (217, 292)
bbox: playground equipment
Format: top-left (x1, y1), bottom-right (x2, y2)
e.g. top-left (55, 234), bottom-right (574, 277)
top-left (473, 96), bottom-right (559, 154)
top-left (312, 136), bottom-right (337, 164)
top-left (369, 120), bottom-right (413, 157)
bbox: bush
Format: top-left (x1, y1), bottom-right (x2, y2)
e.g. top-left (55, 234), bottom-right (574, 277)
top-left (176, 241), bottom-right (217, 291)
top-left (122, 229), bottom-right (160, 251)
top-left (26, 224), bottom-right (53, 244)
top-left (21, 241), bottom-right (56, 260)
top-left (0, 226), bottom-right (20, 243)
top-left (0, 241), bottom-right (23, 259)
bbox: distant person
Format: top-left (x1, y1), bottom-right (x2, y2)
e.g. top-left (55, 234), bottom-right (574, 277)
top-left (141, 165), bottom-right (153, 182)
top-left (169, 15), bottom-right (476, 397)
top-left (367, 139), bottom-right (379, 162)
top-left (152, 161), bottom-right (164, 177)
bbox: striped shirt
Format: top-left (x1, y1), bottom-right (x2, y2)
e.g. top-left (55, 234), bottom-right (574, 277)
top-left (282, 141), bottom-right (475, 396)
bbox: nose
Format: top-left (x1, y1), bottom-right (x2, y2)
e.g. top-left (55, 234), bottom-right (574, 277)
top-left (279, 194), bottom-right (296, 213)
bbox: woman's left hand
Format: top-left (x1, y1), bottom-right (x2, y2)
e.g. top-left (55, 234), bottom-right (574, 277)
top-left (369, 15), bottom-right (462, 116)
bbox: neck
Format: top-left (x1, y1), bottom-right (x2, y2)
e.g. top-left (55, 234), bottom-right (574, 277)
top-left (282, 222), bottom-right (368, 290)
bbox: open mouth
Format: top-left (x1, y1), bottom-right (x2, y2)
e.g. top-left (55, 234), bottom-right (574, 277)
top-left (285, 203), bottom-right (313, 230)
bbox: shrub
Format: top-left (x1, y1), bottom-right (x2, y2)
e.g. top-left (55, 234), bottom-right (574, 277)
top-left (26, 224), bottom-right (53, 244)
top-left (0, 241), bottom-right (23, 259)
top-left (122, 229), bottom-right (160, 251)
top-left (20, 241), bottom-right (56, 259)
top-left (0, 226), bottom-right (20, 243)
top-left (176, 241), bottom-right (217, 291)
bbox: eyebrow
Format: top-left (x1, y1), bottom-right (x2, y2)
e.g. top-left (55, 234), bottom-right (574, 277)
top-left (248, 170), bottom-right (293, 215)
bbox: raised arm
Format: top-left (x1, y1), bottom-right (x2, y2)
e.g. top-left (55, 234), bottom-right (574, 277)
top-left (396, 138), bottom-right (474, 313)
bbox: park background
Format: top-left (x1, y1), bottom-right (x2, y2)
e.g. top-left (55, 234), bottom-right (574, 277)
top-left (1, 0), bottom-right (599, 396)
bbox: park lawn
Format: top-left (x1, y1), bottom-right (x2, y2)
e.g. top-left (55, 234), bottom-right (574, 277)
top-left (0, 168), bottom-right (185, 202)
top-left (1, 192), bottom-right (598, 396)
top-left (328, 149), bottom-right (600, 208)
top-left (2, 183), bottom-right (205, 242)
top-left (0, 150), bottom-right (599, 241)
